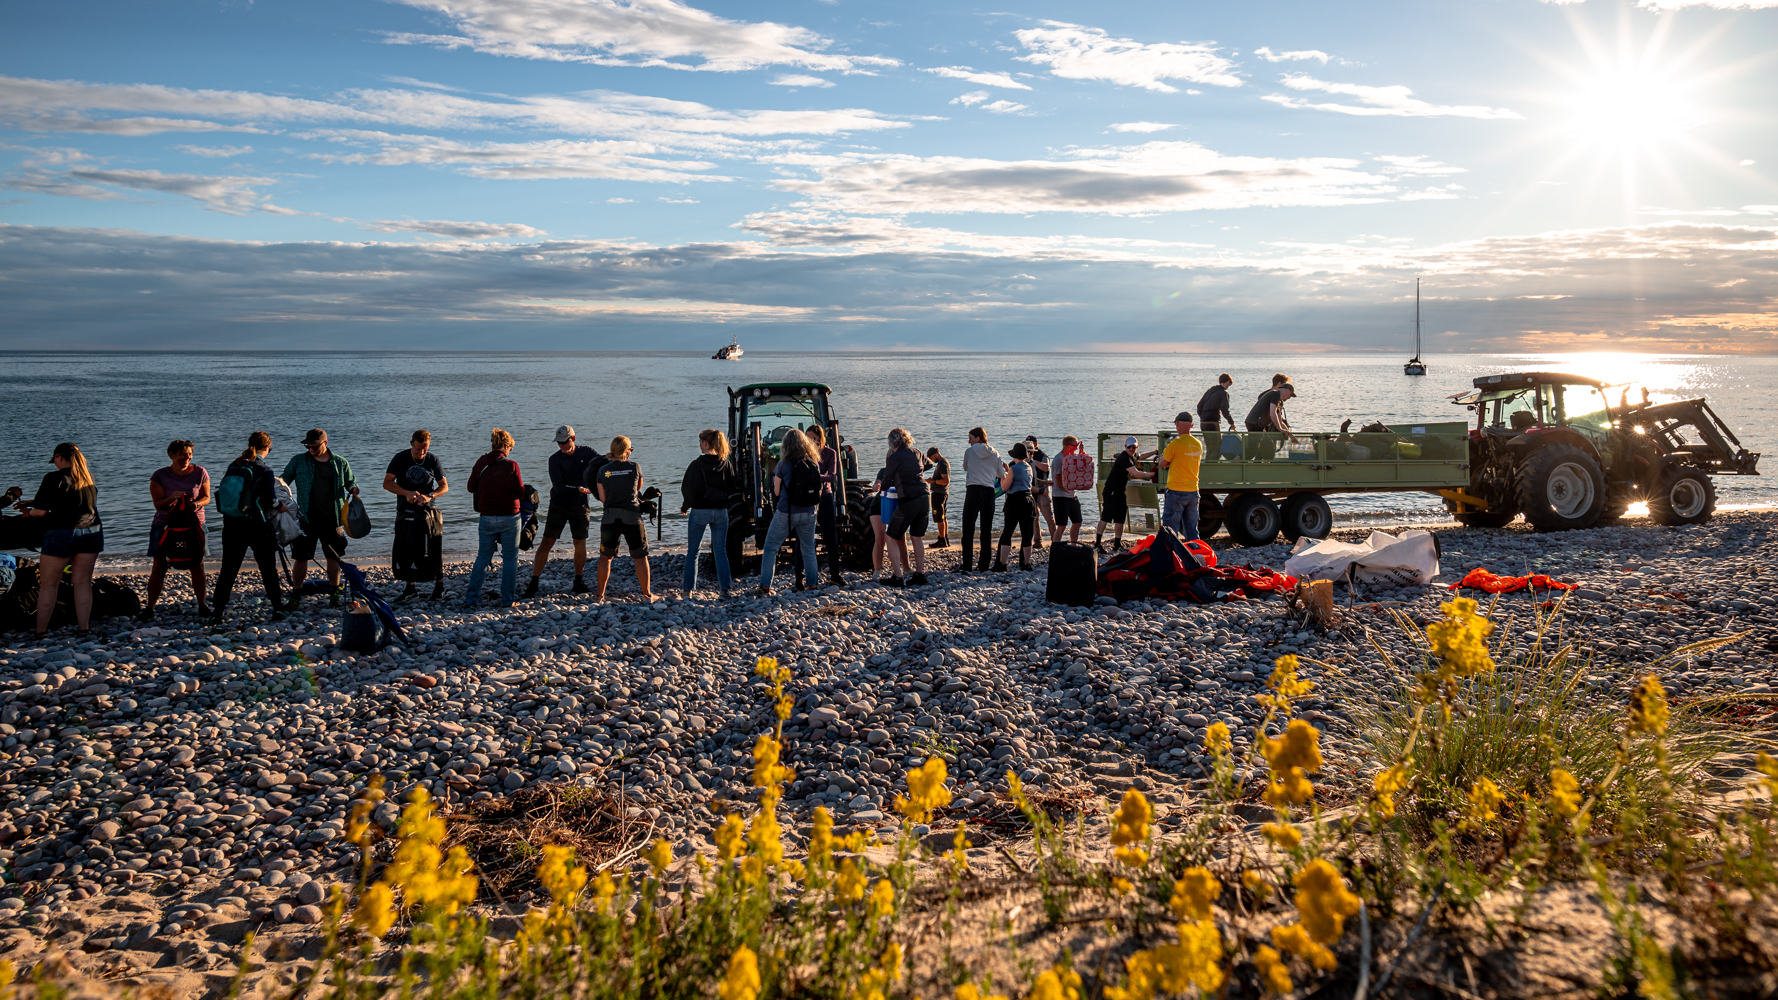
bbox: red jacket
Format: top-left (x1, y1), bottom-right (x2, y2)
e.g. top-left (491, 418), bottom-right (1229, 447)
top-left (468, 453), bottom-right (524, 516)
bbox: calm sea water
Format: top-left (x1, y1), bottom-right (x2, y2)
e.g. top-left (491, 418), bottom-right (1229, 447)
top-left (2, 351), bottom-right (1772, 569)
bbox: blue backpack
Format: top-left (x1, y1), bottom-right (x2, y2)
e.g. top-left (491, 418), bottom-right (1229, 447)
top-left (216, 464), bottom-right (260, 520)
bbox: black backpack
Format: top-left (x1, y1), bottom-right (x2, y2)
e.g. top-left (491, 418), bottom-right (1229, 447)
top-left (787, 459), bottom-right (821, 507)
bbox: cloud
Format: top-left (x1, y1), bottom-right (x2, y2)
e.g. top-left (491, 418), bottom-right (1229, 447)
top-left (177, 144), bottom-right (254, 158)
top-left (307, 134), bottom-right (730, 182)
top-left (8, 116), bottom-right (263, 135)
top-left (382, 76), bottom-right (467, 92)
top-left (363, 219), bottom-right (546, 238)
top-left (1109, 122), bottom-right (1177, 133)
top-left (607, 196), bottom-right (636, 203)
top-left (1263, 74), bottom-right (1522, 119)
top-left (381, 0), bottom-right (899, 72)
top-left (981, 100), bottom-right (1028, 114)
top-left (1543, 0), bottom-right (1778, 7)
top-left (1013, 22), bottom-right (1241, 92)
top-left (12, 168), bottom-right (294, 214)
top-left (658, 195), bottom-right (699, 203)
top-left (769, 74), bottom-right (834, 88)
top-left (1253, 46), bottom-right (1330, 63)
top-left (950, 91), bottom-right (989, 106)
top-left (1373, 154), bottom-right (1465, 176)
top-left (923, 66), bottom-right (1031, 90)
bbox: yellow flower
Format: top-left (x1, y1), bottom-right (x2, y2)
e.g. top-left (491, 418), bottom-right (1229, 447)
top-left (1170, 867), bottom-right (1220, 921)
top-left (1110, 789), bottom-right (1152, 867)
top-left (1204, 722), bottom-right (1231, 757)
top-left (868, 877), bottom-right (895, 919)
top-left (1549, 769), bottom-right (1582, 818)
top-left (1756, 752), bottom-right (1778, 799)
top-left (1271, 923), bottom-right (1335, 971)
top-left (1255, 945), bottom-right (1292, 994)
top-left (380, 786), bottom-right (477, 917)
top-left (1242, 869), bottom-right (1274, 902)
top-left (1030, 965), bottom-right (1083, 1000)
top-left (1261, 823), bottom-right (1302, 849)
top-left (809, 806), bottom-right (835, 870)
top-left (1372, 762), bottom-right (1412, 819)
top-left (1464, 777), bottom-right (1504, 829)
top-left (0, 960), bottom-right (13, 992)
top-left (1263, 720), bottom-right (1323, 775)
top-left (858, 943), bottom-right (903, 1000)
top-left (645, 839), bottom-right (673, 877)
top-left (715, 814), bottom-right (745, 862)
top-left (1627, 674), bottom-right (1670, 737)
top-left (897, 757), bottom-right (952, 823)
top-left (592, 871), bottom-right (616, 912)
top-left (946, 822), bottom-right (972, 874)
top-left (1104, 921), bottom-right (1224, 1000)
top-left (752, 733), bottom-right (795, 788)
top-left (1260, 655), bottom-right (1315, 712)
top-left (955, 984), bottom-right (1008, 1000)
top-left (1425, 597), bottom-right (1496, 679)
top-left (352, 882), bottom-right (396, 939)
top-left (755, 656), bottom-right (795, 723)
top-left (1111, 877), bottom-right (1134, 895)
top-left (537, 845), bottom-right (588, 905)
top-left (1263, 767), bottom-right (1315, 809)
top-left (835, 858), bottom-right (867, 902)
top-left (718, 946), bottom-right (761, 1000)
top-left (1007, 769), bottom-right (1029, 812)
top-left (1294, 859), bottom-right (1361, 945)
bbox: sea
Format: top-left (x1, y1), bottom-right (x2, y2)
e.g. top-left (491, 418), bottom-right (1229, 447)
top-left (2, 351), bottom-right (1772, 570)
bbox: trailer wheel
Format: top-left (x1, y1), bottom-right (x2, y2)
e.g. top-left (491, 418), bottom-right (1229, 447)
top-left (1648, 466), bottom-right (1715, 526)
top-left (1281, 493), bottom-right (1333, 542)
top-left (1515, 444), bottom-right (1605, 531)
top-left (839, 480), bottom-right (877, 570)
top-left (1198, 493), bottom-right (1224, 539)
top-left (1225, 493), bottom-right (1281, 546)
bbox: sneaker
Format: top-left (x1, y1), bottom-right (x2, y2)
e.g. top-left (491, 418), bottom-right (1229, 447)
top-left (270, 611), bottom-right (286, 623)
top-left (571, 576), bottom-right (590, 594)
top-left (523, 577), bottom-right (540, 599)
top-left (827, 574), bottom-right (846, 588)
top-left (398, 585), bottom-right (417, 602)
top-left (880, 576), bottom-right (903, 588)
top-left (430, 583), bottom-right (445, 600)
top-left (992, 561), bottom-right (1008, 573)
top-left (909, 572), bottom-right (928, 587)
top-left (135, 608), bottom-right (154, 623)
top-left (756, 586), bottom-right (772, 598)
top-left (952, 563), bottom-right (970, 574)
top-left (933, 539), bottom-right (950, 549)
top-left (1094, 540), bottom-right (1107, 554)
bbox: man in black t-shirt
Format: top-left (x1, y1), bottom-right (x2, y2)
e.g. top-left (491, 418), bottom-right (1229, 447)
top-left (383, 429), bottom-right (449, 600)
top-left (526, 425), bottom-right (602, 598)
top-left (1092, 436), bottom-right (1155, 553)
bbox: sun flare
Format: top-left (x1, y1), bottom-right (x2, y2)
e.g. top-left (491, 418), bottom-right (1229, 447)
top-left (1563, 68), bottom-right (1702, 156)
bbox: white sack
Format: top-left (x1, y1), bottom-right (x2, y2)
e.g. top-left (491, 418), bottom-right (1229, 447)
top-left (1284, 529), bottom-right (1440, 587)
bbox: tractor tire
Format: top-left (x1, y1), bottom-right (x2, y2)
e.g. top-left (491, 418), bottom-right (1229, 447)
top-left (1225, 492), bottom-right (1282, 546)
top-left (726, 510), bottom-right (755, 578)
top-left (839, 481), bottom-right (877, 570)
top-left (1198, 493), bottom-right (1225, 539)
top-left (1599, 490), bottom-right (1633, 524)
top-left (1445, 498), bottom-right (1517, 528)
top-left (1280, 493), bottom-right (1333, 542)
top-left (1648, 465), bottom-right (1715, 526)
top-left (1515, 444), bottom-right (1605, 531)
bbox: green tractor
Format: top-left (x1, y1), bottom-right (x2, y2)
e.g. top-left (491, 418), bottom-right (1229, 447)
top-left (1446, 372), bottom-right (1759, 530)
top-left (726, 383), bottom-right (877, 574)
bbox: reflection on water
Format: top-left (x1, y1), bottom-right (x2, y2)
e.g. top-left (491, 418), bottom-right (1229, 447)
top-left (2, 351), bottom-right (1770, 567)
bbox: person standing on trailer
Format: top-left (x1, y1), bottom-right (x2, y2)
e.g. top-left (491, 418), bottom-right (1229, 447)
top-left (1197, 374), bottom-right (1234, 462)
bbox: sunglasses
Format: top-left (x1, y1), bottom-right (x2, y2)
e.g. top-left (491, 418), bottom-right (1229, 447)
top-left (306, 443), bottom-right (325, 451)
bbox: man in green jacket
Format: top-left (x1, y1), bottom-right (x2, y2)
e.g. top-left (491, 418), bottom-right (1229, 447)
top-left (282, 427), bottom-right (360, 607)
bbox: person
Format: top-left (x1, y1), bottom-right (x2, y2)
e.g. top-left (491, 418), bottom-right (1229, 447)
top-left (926, 446), bottom-right (951, 548)
top-left (680, 428), bottom-right (737, 597)
top-left (1244, 381), bottom-right (1296, 460)
top-left (282, 428), bottom-right (360, 608)
top-left (465, 428), bottom-right (525, 608)
top-left (526, 425), bottom-right (601, 598)
top-left (594, 436), bottom-right (653, 602)
top-left (840, 438), bottom-right (859, 480)
top-left (1197, 374), bottom-right (1234, 462)
top-left (1050, 435), bottom-right (1087, 545)
top-left (1157, 412), bottom-right (1205, 541)
top-left (211, 431), bottom-right (285, 623)
top-left (804, 425), bottom-right (845, 588)
top-left (383, 429), bottom-right (449, 601)
top-left (12, 443), bottom-right (102, 638)
top-left (143, 439), bottom-right (211, 620)
top-left (757, 429), bottom-right (822, 596)
top-left (1093, 436), bottom-right (1155, 553)
top-left (1023, 435), bottom-right (1056, 550)
top-left (958, 427), bottom-right (1003, 573)
top-left (881, 427), bottom-right (930, 588)
top-left (870, 455), bottom-right (894, 581)
top-left (996, 442), bottom-right (1036, 572)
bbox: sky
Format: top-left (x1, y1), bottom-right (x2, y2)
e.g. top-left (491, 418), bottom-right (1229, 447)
top-left (2, 0), bottom-right (1775, 352)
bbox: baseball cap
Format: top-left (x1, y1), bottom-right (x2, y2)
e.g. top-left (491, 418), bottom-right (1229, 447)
top-left (554, 425), bottom-right (574, 443)
top-left (1024, 434), bottom-right (1038, 443)
top-left (302, 428), bottom-right (326, 445)
top-left (1123, 436), bottom-right (1138, 448)
top-left (1174, 411), bottom-right (1195, 423)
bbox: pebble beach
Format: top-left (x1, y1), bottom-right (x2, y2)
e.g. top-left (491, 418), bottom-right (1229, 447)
top-left (2, 509), bottom-right (1775, 995)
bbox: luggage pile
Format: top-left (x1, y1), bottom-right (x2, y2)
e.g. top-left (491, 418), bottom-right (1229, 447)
top-left (1092, 529), bottom-right (1298, 604)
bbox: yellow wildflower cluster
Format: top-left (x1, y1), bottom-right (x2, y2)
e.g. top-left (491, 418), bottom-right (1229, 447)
top-left (1549, 769), bottom-right (1582, 818)
top-left (592, 870), bottom-right (616, 913)
top-left (715, 814), bottom-right (746, 862)
top-left (537, 844), bottom-right (588, 905)
top-left (1255, 945), bottom-right (1292, 994)
top-left (345, 775), bottom-right (387, 848)
top-left (1627, 674), bottom-right (1670, 737)
top-left (644, 839), bottom-right (673, 877)
top-left (1261, 823), bottom-right (1302, 850)
top-left (379, 786), bottom-right (478, 919)
top-left (755, 655), bottom-right (794, 723)
top-left (1372, 762), bottom-right (1412, 819)
top-left (1259, 655), bottom-right (1315, 713)
top-left (896, 757), bottom-right (953, 824)
top-left (1030, 964), bottom-right (1083, 1000)
top-left (1104, 919), bottom-right (1225, 1000)
top-left (1464, 777), bottom-right (1504, 830)
top-left (835, 858), bottom-right (867, 902)
top-left (954, 984), bottom-right (1007, 1000)
top-left (1757, 752), bottom-right (1778, 800)
top-left (1425, 597), bottom-right (1496, 679)
top-left (1204, 722), bottom-right (1231, 757)
top-left (1110, 789), bottom-right (1153, 868)
top-left (740, 730), bottom-right (795, 884)
top-left (351, 883), bottom-right (396, 939)
top-left (856, 942), bottom-right (902, 1000)
top-left (867, 877), bottom-right (895, 919)
top-left (1270, 860), bottom-right (1361, 973)
top-left (1242, 870), bottom-right (1274, 903)
top-left (1170, 868), bottom-right (1219, 921)
top-left (718, 946), bottom-right (761, 1000)
top-left (1261, 720), bottom-right (1322, 809)
top-left (945, 823), bottom-right (972, 876)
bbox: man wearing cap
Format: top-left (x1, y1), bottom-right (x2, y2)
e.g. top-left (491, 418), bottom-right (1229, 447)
top-left (526, 425), bottom-right (602, 597)
top-left (1157, 412), bottom-right (1206, 540)
top-left (1243, 380), bottom-right (1296, 460)
top-left (1024, 435), bottom-right (1058, 549)
top-left (1092, 435), bottom-right (1155, 553)
top-left (282, 428), bottom-right (359, 607)
top-left (1197, 373), bottom-right (1235, 462)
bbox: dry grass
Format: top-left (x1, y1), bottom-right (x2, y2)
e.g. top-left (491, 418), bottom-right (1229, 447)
top-left (440, 784), bottom-right (655, 896)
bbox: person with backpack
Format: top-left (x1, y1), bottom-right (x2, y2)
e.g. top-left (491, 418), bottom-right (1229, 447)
top-left (679, 428), bottom-right (738, 597)
top-left (805, 425), bottom-right (845, 588)
top-left (210, 430), bottom-right (286, 623)
top-left (383, 429), bottom-right (449, 601)
top-left (958, 427), bottom-right (1003, 573)
top-left (755, 429), bottom-right (822, 597)
top-left (1050, 435), bottom-right (1093, 545)
top-left (526, 425), bottom-right (601, 598)
top-left (1197, 373), bottom-right (1235, 462)
top-left (282, 428), bottom-right (360, 608)
top-left (142, 439), bottom-right (211, 621)
top-left (594, 435), bottom-right (654, 603)
top-left (995, 442), bottom-right (1037, 572)
top-left (881, 427), bottom-right (930, 588)
top-left (12, 443), bottom-right (103, 639)
top-left (465, 428), bottom-right (525, 608)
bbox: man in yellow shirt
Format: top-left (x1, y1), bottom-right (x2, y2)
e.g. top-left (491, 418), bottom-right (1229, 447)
top-left (1157, 411), bottom-right (1205, 540)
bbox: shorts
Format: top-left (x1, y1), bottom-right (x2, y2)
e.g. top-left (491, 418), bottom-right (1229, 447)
top-left (600, 520), bottom-right (648, 558)
top-left (146, 524), bottom-right (208, 558)
top-left (290, 526), bottom-right (347, 561)
top-left (931, 490), bottom-right (948, 517)
top-left (1101, 487), bottom-right (1130, 524)
top-left (543, 504), bottom-right (590, 541)
top-left (42, 526), bottom-right (104, 558)
top-left (886, 494), bottom-right (930, 540)
top-left (1053, 495), bottom-right (1083, 526)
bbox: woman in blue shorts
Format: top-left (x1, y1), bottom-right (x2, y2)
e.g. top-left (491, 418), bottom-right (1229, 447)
top-left (12, 443), bottom-right (104, 638)
top-left (871, 459), bottom-right (896, 581)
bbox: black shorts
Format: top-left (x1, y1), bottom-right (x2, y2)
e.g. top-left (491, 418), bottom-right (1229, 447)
top-left (543, 504), bottom-right (590, 541)
top-left (600, 519), bottom-right (648, 558)
top-left (291, 525), bottom-right (346, 561)
top-left (886, 494), bottom-right (930, 540)
top-left (931, 490), bottom-right (948, 516)
top-left (1100, 487), bottom-right (1129, 524)
top-left (1053, 495), bottom-right (1083, 526)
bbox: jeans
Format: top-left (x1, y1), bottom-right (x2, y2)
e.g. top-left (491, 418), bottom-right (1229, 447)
top-left (683, 507), bottom-right (732, 593)
top-left (466, 514), bottom-right (520, 605)
top-left (212, 516), bottom-right (282, 615)
top-left (960, 484), bottom-right (996, 570)
top-left (1162, 490), bottom-right (1201, 542)
top-left (759, 510), bottom-right (817, 592)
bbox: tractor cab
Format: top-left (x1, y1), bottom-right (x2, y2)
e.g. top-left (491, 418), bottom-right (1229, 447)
top-left (1457, 372), bottom-right (1617, 449)
top-left (728, 383), bottom-right (839, 518)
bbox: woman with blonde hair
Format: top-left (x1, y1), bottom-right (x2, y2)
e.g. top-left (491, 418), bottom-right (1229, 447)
top-left (679, 428), bottom-right (738, 596)
top-left (756, 428), bottom-right (821, 596)
top-left (465, 428), bottom-right (526, 607)
top-left (12, 443), bottom-right (104, 638)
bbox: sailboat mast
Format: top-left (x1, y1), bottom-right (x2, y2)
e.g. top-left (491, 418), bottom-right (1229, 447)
top-left (1414, 278), bottom-right (1421, 359)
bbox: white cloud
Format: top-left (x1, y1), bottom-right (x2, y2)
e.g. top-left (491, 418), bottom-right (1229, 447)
top-left (1741, 159), bottom-right (1757, 166)
top-left (769, 74), bottom-right (834, 88)
top-left (1109, 122), bottom-right (1177, 133)
top-left (308, 134), bottom-right (730, 183)
top-left (1254, 46), bottom-right (1330, 63)
top-left (981, 100), bottom-right (1029, 115)
top-left (1373, 154), bottom-right (1465, 176)
top-left (1543, 0), bottom-right (1778, 7)
top-left (950, 91), bottom-right (990, 106)
top-left (11, 168), bottom-right (294, 214)
top-left (382, 0), bottom-right (899, 72)
top-left (923, 66), bottom-right (1031, 90)
top-left (177, 144), bottom-right (254, 158)
top-left (658, 195), bottom-right (699, 203)
top-left (1013, 22), bottom-right (1242, 93)
top-left (8, 116), bottom-right (262, 135)
top-left (1264, 74), bottom-right (1522, 119)
top-left (382, 76), bottom-right (467, 92)
top-left (364, 218), bottom-right (547, 238)
top-left (606, 197), bottom-right (636, 202)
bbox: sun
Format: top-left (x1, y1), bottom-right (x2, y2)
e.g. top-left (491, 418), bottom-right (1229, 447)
top-left (1562, 66), bottom-right (1703, 158)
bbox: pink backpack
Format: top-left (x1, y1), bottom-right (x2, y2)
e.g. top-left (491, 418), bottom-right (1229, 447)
top-left (1053, 451), bottom-right (1096, 493)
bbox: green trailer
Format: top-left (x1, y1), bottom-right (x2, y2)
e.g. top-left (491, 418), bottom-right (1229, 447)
top-left (1095, 423), bottom-right (1473, 546)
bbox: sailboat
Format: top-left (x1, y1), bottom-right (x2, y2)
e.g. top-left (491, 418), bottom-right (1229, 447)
top-left (1403, 278), bottom-right (1427, 376)
top-left (712, 336), bottom-right (743, 360)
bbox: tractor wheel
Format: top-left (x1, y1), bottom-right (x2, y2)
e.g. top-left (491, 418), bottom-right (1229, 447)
top-left (839, 481), bottom-right (877, 570)
top-left (1198, 493), bottom-right (1225, 539)
top-left (1648, 466), bottom-right (1715, 526)
top-left (1225, 492), bottom-right (1281, 546)
top-left (1599, 490), bottom-right (1633, 524)
top-left (1515, 444), bottom-right (1605, 531)
top-left (1444, 498), bottom-right (1517, 528)
top-left (726, 510), bottom-right (754, 578)
top-left (1280, 493), bottom-right (1333, 542)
